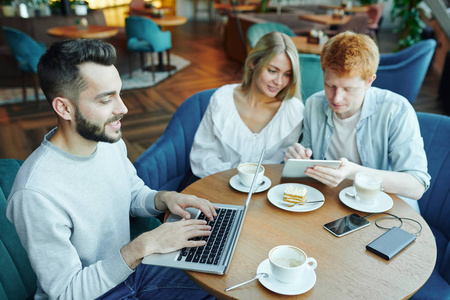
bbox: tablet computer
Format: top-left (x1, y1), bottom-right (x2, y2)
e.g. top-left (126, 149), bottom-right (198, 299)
top-left (281, 159), bottom-right (342, 178)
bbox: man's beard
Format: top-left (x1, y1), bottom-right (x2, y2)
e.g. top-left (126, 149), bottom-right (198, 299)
top-left (74, 107), bottom-right (122, 143)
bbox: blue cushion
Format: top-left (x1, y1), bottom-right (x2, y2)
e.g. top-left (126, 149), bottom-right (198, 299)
top-left (299, 53), bottom-right (324, 102)
top-left (411, 269), bottom-right (450, 300)
top-left (0, 159), bottom-right (36, 300)
top-left (373, 39), bottom-right (436, 103)
top-left (125, 16), bottom-right (172, 53)
top-left (413, 112), bottom-right (450, 298)
top-left (135, 89), bottom-right (216, 191)
top-left (127, 37), bottom-right (154, 52)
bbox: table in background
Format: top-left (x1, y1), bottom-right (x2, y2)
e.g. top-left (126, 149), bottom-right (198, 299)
top-left (127, 10), bottom-right (187, 27)
top-left (291, 36), bottom-right (325, 55)
top-left (47, 25), bottom-right (119, 39)
top-left (319, 4), bottom-right (369, 13)
top-left (183, 164), bottom-right (436, 299)
top-left (299, 14), bottom-right (351, 26)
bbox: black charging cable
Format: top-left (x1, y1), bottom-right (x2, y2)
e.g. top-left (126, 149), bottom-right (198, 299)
top-left (363, 212), bottom-right (423, 236)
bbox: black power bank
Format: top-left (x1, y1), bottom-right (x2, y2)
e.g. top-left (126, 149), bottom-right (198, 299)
top-left (366, 227), bottom-right (416, 260)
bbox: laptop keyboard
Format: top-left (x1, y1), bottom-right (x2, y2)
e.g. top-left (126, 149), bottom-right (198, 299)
top-left (177, 208), bottom-right (237, 265)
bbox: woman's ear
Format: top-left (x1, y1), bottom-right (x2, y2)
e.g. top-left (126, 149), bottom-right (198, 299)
top-left (52, 97), bottom-right (74, 121)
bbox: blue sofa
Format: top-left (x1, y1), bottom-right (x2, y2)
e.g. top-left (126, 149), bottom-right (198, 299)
top-left (412, 112), bottom-right (450, 299)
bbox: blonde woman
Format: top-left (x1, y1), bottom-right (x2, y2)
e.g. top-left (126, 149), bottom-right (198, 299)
top-left (190, 31), bottom-right (304, 178)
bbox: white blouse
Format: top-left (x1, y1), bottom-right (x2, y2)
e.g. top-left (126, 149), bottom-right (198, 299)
top-left (190, 84), bottom-right (305, 178)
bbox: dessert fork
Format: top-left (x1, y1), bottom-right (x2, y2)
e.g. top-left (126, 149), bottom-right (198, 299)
top-left (280, 200), bottom-right (325, 207)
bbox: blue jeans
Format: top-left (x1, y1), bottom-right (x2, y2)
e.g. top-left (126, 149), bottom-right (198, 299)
top-left (96, 264), bottom-right (216, 300)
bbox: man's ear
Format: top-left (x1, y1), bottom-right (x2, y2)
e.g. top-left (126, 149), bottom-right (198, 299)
top-left (366, 74), bottom-right (376, 88)
top-left (52, 97), bottom-right (74, 121)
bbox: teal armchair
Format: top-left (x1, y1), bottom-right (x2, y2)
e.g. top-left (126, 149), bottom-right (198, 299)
top-left (2, 26), bottom-right (47, 105)
top-left (299, 53), bottom-right (324, 102)
top-left (125, 16), bottom-right (172, 81)
top-left (246, 22), bottom-right (295, 49)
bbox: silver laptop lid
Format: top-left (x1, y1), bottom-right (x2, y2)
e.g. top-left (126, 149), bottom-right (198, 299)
top-left (222, 147), bottom-right (265, 274)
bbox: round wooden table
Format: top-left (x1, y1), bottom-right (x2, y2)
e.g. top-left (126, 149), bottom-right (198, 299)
top-left (47, 25), bottom-right (119, 39)
top-left (127, 8), bottom-right (187, 27)
top-left (319, 4), bottom-right (369, 13)
top-left (182, 164), bottom-right (436, 299)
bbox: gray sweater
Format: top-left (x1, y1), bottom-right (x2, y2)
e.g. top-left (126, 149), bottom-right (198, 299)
top-left (7, 128), bottom-right (162, 299)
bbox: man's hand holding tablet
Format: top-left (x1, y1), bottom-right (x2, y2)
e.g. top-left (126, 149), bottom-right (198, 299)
top-left (283, 143), bottom-right (350, 187)
top-left (282, 159), bottom-right (342, 179)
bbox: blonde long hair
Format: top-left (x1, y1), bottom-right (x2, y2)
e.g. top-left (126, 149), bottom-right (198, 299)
top-left (241, 31), bottom-right (301, 101)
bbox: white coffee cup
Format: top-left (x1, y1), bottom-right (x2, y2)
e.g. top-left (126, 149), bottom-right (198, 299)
top-left (269, 245), bottom-right (317, 283)
top-left (237, 163), bottom-right (264, 187)
top-left (353, 172), bottom-right (383, 205)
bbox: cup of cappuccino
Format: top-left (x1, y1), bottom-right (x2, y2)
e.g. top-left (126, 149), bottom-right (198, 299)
top-left (353, 172), bottom-right (383, 205)
top-left (237, 163), bottom-right (264, 187)
top-left (269, 245), bottom-right (317, 283)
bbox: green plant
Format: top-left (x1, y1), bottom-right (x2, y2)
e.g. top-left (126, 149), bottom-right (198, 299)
top-left (71, 0), bottom-right (87, 5)
top-left (259, 0), bottom-right (269, 12)
top-left (49, 0), bottom-right (61, 10)
top-left (391, 0), bottom-right (426, 51)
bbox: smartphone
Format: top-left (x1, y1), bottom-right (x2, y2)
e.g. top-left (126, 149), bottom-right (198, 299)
top-left (324, 213), bottom-right (370, 237)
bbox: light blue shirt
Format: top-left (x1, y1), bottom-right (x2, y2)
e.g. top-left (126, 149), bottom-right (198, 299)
top-left (302, 87), bottom-right (430, 190)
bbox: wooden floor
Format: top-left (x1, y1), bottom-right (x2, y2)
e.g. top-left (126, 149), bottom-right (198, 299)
top-left (0, 13), bottom-right (447, 163)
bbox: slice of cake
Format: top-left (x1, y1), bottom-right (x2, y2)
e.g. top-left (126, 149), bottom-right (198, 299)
top-left (283, 185), bottom-right (307, 205)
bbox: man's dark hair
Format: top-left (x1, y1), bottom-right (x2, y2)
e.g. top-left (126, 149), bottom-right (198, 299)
top-left (38, 39), bottom-right (116, 105)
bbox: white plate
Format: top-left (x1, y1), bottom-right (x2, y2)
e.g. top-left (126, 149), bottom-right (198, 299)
top-left (229, 175), bottom-right (272, 193)
top-left (267, 183), bottom-right (325, 212)
top-left (339, 186), bottom-right (393, 213)
top-left (257, 258), bottom-right (316, 296)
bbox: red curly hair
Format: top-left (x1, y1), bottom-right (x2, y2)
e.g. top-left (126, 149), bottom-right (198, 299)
top-left (321, 31), bottom-right (379, 81)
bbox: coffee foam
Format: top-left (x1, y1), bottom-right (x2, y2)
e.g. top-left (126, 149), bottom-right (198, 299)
top-left (239, 164), bottom-right (263, 174)
top-left (272, 257), bottom-right (305, 268)
top-left (271, 247), bottom-right (306, 268)
top-left (354, 173), bottom-right (382, 201)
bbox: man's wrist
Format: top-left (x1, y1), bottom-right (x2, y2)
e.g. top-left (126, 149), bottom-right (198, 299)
top-left (120, 240), bottom-right (145, 270)
top-left (155, 191), bottom-right (170, 211)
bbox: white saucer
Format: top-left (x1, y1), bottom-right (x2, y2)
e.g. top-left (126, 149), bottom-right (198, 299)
top-left (339, 187), bottom-right (393, 213)
top-left (267, 183), bottom-right (325, 212)
top-left (256, 259), bottom-right (316, 295)
top-left (229, 175), bottom-right (272, 193)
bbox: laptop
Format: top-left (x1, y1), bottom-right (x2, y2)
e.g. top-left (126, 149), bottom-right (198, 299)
top-left (142, 148), bottom-right (266, 275)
